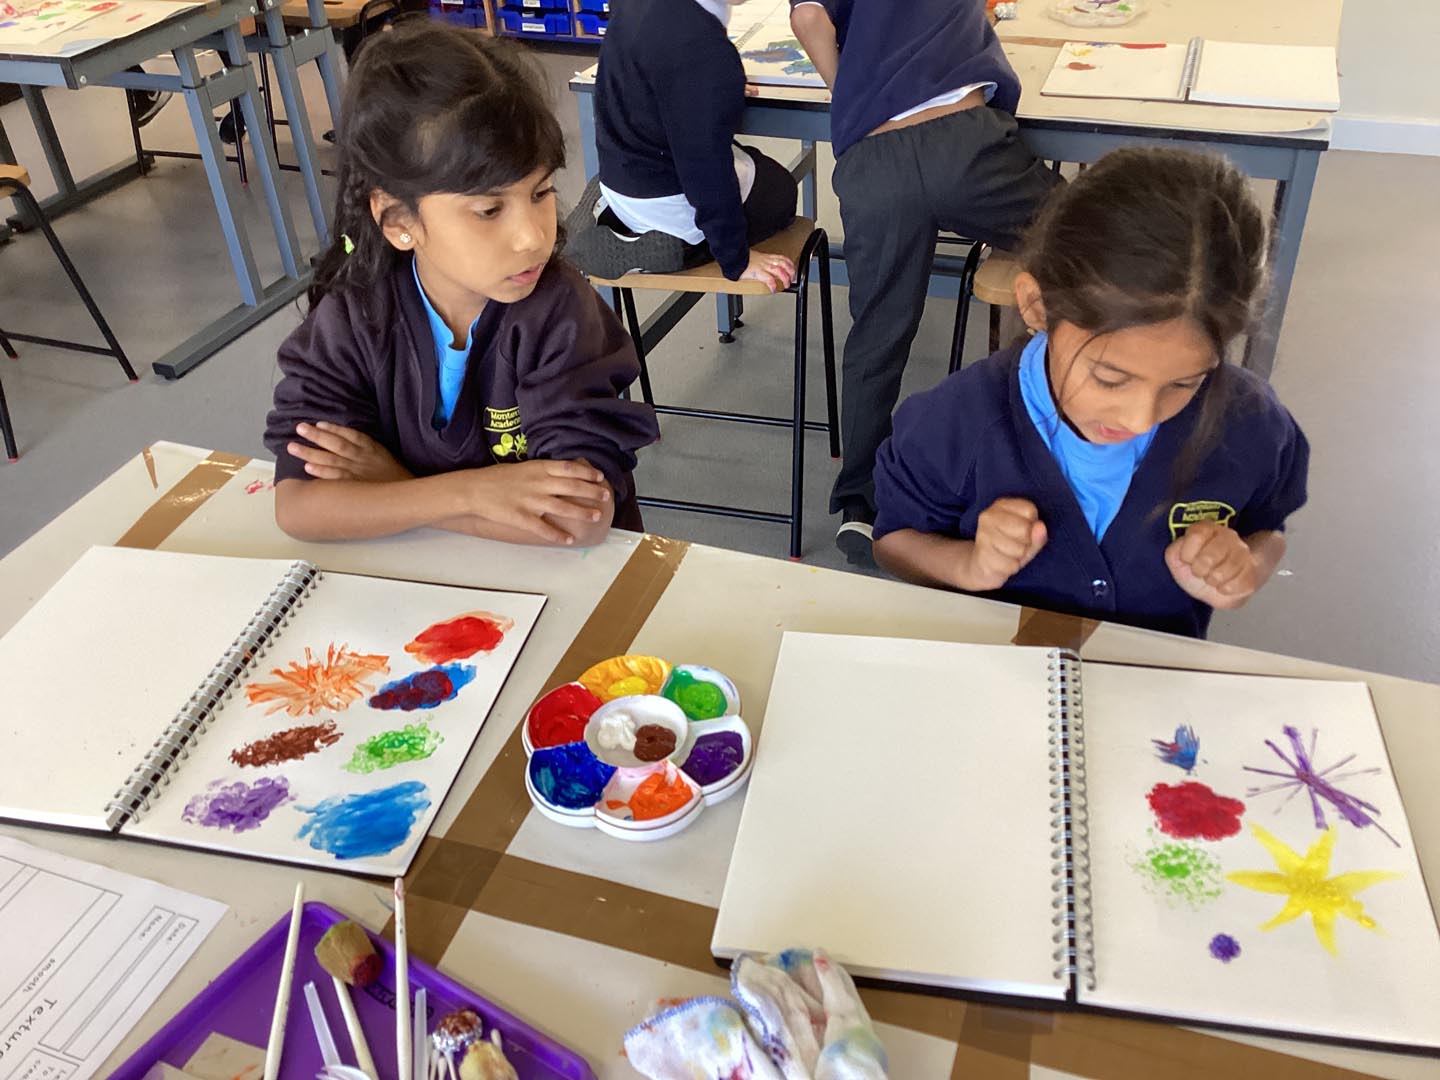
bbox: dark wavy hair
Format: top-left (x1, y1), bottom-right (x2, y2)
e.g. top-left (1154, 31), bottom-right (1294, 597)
top-left (1020, 147), bottom-right (1270, 494)
top-left (308, 17), bottom-right (566, 308)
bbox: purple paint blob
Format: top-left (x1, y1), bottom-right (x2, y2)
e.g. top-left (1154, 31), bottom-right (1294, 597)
top-left (681, 730), bottom-right (745, 786)
top-left (369, 663), bottom-right (476, 711)
top-left (182, 776), bottom-right (294, 832)
top-left (1208, 933), bottom-right (1241, 962)
top-left (529, 743), bottom-right (615, 810)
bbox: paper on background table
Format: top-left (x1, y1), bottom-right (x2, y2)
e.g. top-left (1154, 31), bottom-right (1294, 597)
top-left (0, 836), bottom-right (226, 1080)
top-left (713, 632), bottom-right (1064, 998)
top-left (1040, 41), bottom-right (1190, 103)
top-left (0, 0), bottom-right (199, 57)
top-left (1189, 41), bottom-right (1339, 111)
top-left (1080, 665), bottom-right (1440, 1049)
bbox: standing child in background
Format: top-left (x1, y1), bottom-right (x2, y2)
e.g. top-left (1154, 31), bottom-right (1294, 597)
top-left (788, 0), bottom-right (1059, 564)
top-left (566, 0), bottom-right (800, 292)
top-left (872, 148), bottom-right (1309, 639)
top-left (266, 20), bottom-right (659, 545)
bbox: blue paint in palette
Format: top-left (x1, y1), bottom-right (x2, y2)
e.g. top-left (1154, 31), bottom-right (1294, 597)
top-left (530, 743), bottom-right (615, 810)
top-left (295, 781), bottom-right (431, 859)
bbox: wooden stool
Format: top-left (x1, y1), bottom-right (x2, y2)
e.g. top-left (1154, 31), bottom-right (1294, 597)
top-left (588, 217), bottom-right (840, 560)
top-left (948, 244), bottom-right (1021, 375)
top-left (0, 165), bottom-right (136, 462)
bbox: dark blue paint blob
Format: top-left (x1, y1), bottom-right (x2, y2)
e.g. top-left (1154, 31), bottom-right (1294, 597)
top-left (295, 781), bottom-right (431, 859)
top-left (369, 663), bottom-right (477, 711)
top-left (530, 743), bottom-right (615, 811)
top-left (1208, 933), bottom-right (1241, 962)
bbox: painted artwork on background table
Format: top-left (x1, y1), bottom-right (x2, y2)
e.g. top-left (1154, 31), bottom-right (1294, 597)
top-left (0, 0), bottom-right (114, 45)
top-left (733, 22), bottom-right (825, 89)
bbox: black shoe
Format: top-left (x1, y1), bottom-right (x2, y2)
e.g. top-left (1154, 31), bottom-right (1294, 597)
top-left (835, 503), bottom-right (876, 568)
top-left (127, 87), bottom-right (172, 128)
top-left (219, 108), bottom-right (247, 146)
top-left (563, 175), bottom-right (686, 279)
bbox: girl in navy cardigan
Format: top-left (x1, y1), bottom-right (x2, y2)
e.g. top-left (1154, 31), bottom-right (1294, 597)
top-left (265, 21), bottom-right (658, 546)
top-left (873, 148), bottom-right (1309, 638)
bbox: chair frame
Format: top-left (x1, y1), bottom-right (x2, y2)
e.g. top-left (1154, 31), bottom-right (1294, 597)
top-left (611, 227), bottom-right (840, 560)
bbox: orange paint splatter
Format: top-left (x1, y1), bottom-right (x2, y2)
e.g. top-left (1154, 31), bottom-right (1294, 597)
top-left (629, 767), bottom-right (695, 821)
top-left (245, 644), bottom-right (390, 717)
top-left (404, 611), bottom-right (514, 665)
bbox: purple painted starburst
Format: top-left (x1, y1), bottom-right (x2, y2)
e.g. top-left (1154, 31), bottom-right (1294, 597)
top-left (1242, 726), bottom-right (1398, 847)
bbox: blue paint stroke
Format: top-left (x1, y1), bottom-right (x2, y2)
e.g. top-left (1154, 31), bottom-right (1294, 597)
top-left (295, 781), bottom-right (431, 859)
top-left (1153, 724), bottom-right (1200, 772)
top-left (529, 743), bottom-right (615, 811)
top-left (368, 663), bottom-right (477, 711)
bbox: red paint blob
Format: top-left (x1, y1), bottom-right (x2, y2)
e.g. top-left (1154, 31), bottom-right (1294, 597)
top-left (528, 683), bottom-right (603, 749)
top-left (1147, 781), bottom-right (1245, 840)
top-left (405, 612), bottom-right (510, 665)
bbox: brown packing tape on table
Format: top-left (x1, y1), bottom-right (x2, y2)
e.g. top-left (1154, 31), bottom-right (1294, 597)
top-left (1012, 605), bottom-right (1101, 650)
top-left (114, 449), bottom-right (248, 550)
top-left (141, 446), bottom-right (158, 489)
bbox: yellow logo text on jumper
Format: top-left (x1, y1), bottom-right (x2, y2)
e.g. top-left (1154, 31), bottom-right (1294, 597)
top-left (1168, 500), bottom-right (1236, 540)
top-left (485, 405), bottom-right (527, 461)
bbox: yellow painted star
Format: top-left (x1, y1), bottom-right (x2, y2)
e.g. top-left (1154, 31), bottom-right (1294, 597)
top-left (1226, 823), bottom-right (1401, 955)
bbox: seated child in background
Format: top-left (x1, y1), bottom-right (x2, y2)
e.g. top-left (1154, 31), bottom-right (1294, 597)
top-left (567, 0), bottom-right (800, 292)
top-left (872, 148), bottom-right (1309, 638)
top-left (265, 20), bottom-right (659, 546)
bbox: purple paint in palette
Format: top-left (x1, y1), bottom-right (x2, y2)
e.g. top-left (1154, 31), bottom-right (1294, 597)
top-left (682, 731), bottom-right (745, 786)
top-left (182, 776), bottom-right (293, 832)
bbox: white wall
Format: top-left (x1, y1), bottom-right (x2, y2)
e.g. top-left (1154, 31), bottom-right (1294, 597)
top-left (1334, 0), bottom-right (1440, 155)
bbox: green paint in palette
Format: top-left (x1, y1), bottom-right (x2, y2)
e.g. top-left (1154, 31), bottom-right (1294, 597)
top-left (343, 721), bottom-right (443, 774)
top-left (663, 669), bottom-right (727, 721)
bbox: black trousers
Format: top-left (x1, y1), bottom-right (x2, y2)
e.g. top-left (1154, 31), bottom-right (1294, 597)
top-left (598, 144), bottom-right (798, 271)
top-left (830, 106), bottom-right (1060, 516)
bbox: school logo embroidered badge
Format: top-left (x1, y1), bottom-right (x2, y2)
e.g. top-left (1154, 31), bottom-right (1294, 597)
top-left (1168, 500), bottom-right (1236, 540)
top-left (485, 405), bottom-right (528, 461)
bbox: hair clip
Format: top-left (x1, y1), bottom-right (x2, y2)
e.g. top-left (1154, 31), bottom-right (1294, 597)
top-left (342, 234), bottom-right (355, 255)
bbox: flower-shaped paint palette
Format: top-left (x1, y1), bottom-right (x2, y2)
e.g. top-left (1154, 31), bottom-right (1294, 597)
top-left (523, 655), bottom-right (752, 841)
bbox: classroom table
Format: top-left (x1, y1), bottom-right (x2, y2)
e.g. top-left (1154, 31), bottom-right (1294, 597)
top-left (0, 0), bottom-right (335, 378)
top-left (571, 0), bottom-right (1344, 380)
top-left (0, 440), bottom-right (1436, 1079)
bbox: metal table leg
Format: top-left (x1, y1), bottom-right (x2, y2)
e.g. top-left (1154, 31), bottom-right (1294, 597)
top-left (1248, 148), bottom-right (1321, 380)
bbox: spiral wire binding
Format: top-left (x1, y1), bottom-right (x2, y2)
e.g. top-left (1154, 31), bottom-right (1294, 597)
top-left (1047, 648), bottom-right (1095, 993)
top-left (103, 561), bottom-right (322, 830)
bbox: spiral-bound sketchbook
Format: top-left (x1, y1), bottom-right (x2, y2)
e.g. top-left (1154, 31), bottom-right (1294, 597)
top-left (0, 546), bottom-right (545, 877)
top-left (713, 633), bottom-right (1440, 1052)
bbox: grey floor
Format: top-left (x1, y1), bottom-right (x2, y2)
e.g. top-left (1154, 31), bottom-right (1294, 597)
top-left (1, 49), bottom-right (1438, 684)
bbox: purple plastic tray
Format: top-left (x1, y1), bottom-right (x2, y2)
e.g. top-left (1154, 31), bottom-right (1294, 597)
top-left (112, 902), bottom-right (596, 1080)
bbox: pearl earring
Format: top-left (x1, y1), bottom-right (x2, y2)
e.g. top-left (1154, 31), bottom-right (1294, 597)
top-left (400, 232), bottom-right (412, 245)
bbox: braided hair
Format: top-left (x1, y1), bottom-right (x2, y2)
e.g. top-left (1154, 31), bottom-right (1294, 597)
top-left (308, 17), bottom-right (566, 308)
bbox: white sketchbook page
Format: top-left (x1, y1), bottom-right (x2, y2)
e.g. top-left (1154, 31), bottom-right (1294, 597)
top-left (1040, 41), bottom-right (1189, 102)
top-left (0, 547), bottom-right (297, 830)
top-left (129, 573), bottom-right (545, 877)
top-left (713, 633), bottom-right (1064, 998)
top-left (1190, 42), bottom-right (1340, 111)
top-left (1079, 664), bottom-right (1440, 1049)
top-left (0, 835), bottom-right (226, 1080)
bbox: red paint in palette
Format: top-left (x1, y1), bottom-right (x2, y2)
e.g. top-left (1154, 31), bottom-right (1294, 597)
top-left (404, 610), bottom-right (514, 665)
top-left (527, 683), bottom-right (603, 748)
top-left (1147, 781), bottom-right (1245, 841)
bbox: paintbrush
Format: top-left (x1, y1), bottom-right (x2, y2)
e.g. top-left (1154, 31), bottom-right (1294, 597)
top-left (395, 878), bottom-right (411, 1080)
top-left (315, 921), bottom-right (380, 1079)
top-left (263, 882), bottom-right (305, 1080)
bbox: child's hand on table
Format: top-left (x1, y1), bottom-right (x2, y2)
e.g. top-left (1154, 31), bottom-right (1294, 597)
top-left (457, 459), bottom-right (612, 545)
top-left (960, 497), bottom-right (1048, 591)
top-left (289, 421), bottom-right (412, 482)
top-left (1164, 521), bottom-right (1261, 610)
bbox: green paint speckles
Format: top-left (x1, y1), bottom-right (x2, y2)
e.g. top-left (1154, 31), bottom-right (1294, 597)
top-left (663, 670), bottom-right (727, 721)
top-left (1129, 831), bottom-right (1225, 907)
top-left (343, 721), bottom-right (442, 774)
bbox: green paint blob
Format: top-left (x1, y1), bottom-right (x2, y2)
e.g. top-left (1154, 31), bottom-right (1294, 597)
top-left (663, 669), bottom-right (728, 721)
top-left (1129, 833), bottom-right (1225, 907)
top-left (343, 721), bottom-right (442, 774)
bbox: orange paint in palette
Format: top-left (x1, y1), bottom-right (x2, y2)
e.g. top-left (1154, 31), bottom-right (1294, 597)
top-left (628, 766), bottom-right (695, 821)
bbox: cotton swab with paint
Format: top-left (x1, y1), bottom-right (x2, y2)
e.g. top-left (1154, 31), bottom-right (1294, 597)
top-left (314, 921), bottom-right (381, 1079)
top-left (303, 980), bottom-right (341, 1068)
top-left (263, 882), bottom-right (305, 1080)
top-left (395, 878), bottom-right (411, 1080)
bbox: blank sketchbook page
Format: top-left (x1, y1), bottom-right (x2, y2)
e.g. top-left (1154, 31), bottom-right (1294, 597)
top-left (713, 633), bottom-right (1064, 998)
top-left (1081, 665), bottom-right (1440, 1049)
top-left (128, 570), bottom-right (545, 876)
top-left (1191, 42), bottom-right (1339, 111)
top-left (1040, 41), bottom-right (1189, 102)
top-left (0, 547), bottom-right (294, 830)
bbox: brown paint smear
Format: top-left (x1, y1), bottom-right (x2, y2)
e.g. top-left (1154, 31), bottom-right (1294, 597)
top-left (231, 720), bottom-right (342, 767)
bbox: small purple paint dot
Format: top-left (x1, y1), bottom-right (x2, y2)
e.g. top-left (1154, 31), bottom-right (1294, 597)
top-left (1208, 933), bottom-right (1241, 962)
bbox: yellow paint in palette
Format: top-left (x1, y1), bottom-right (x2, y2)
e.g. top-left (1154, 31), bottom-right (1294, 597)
top-left (1227, 824), bottom-right (1401, 955)
top-left (578, 654), bottom-right (672, 702)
